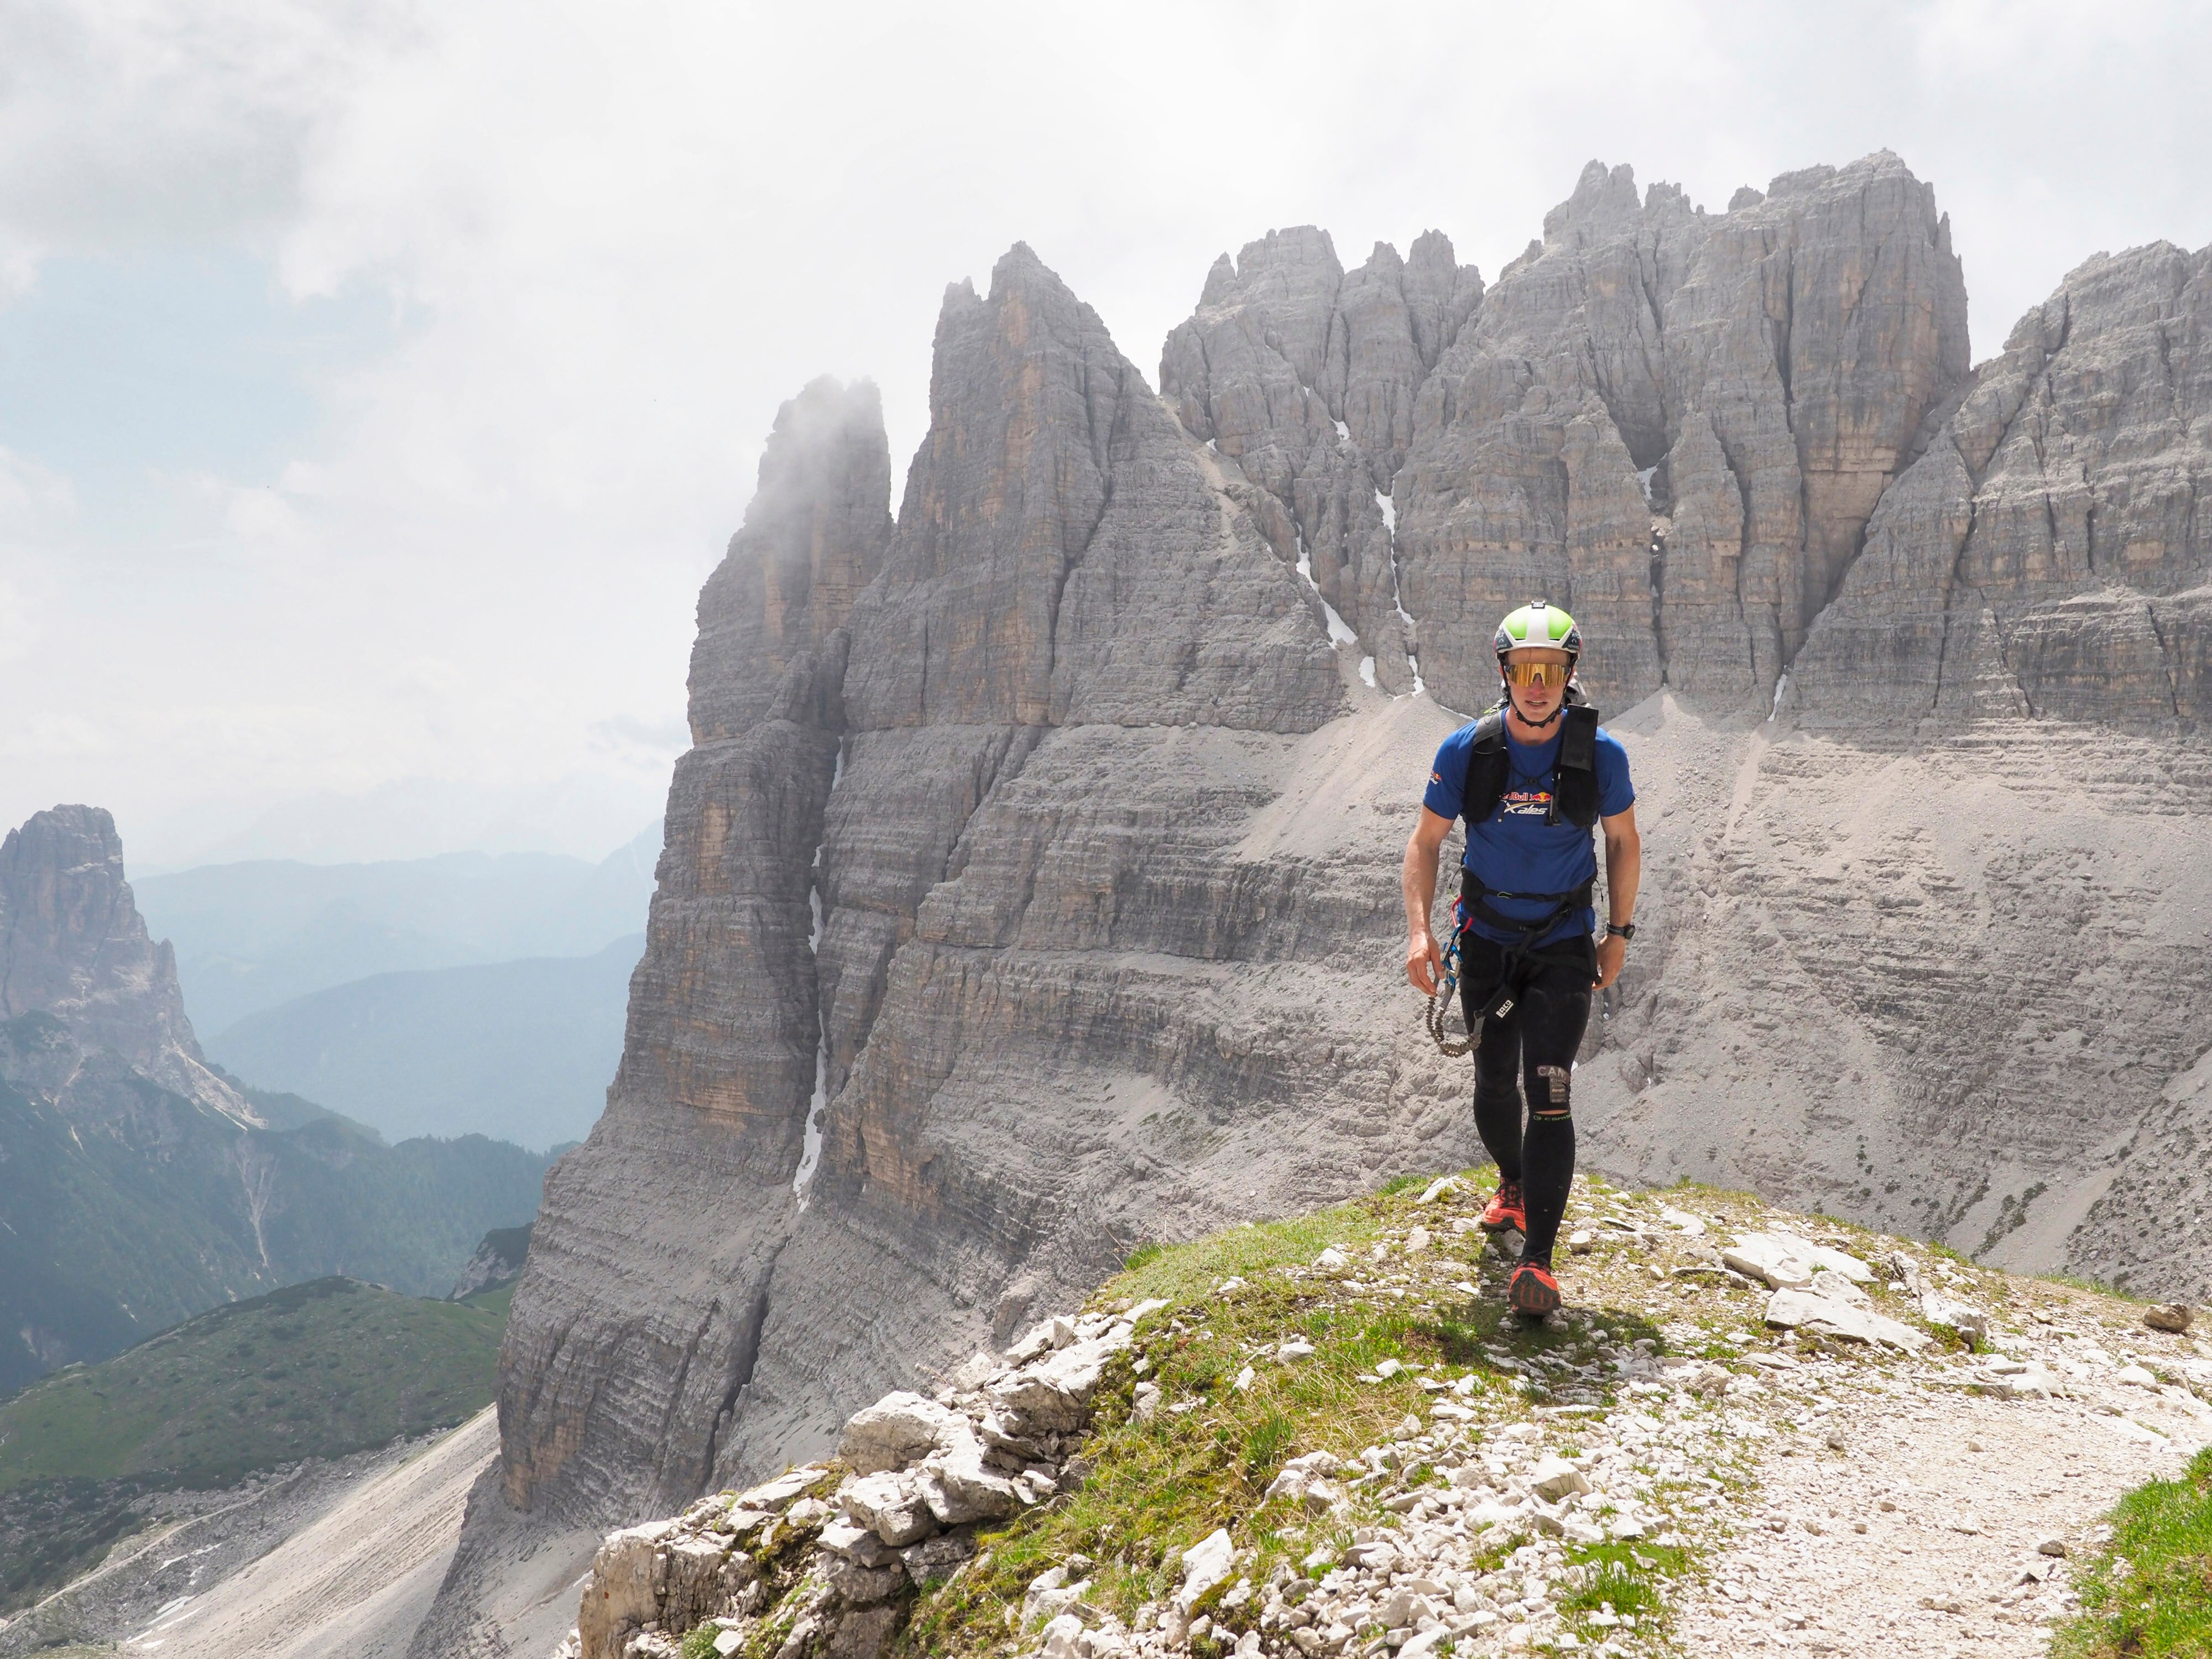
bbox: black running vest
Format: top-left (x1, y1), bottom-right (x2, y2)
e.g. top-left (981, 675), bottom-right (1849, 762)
top-left (1460, 700), bottom-right (1601, 829)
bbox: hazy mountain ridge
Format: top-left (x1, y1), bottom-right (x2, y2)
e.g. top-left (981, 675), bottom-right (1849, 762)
top-left (0, 1008), bottom-right (552, 1389)
top-left (204, 932), bottom-right (643, 1149)
top-left (0, 807), bottom-right (555, 1391)
top-left (137, 823), bottom-right (659, 1033)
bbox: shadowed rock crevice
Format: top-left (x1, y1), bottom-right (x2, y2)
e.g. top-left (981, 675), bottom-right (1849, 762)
top-left (1160, 226), bottom-right (1482, 693)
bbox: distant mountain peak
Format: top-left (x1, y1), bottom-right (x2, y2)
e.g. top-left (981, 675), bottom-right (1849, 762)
top-left (0, 805), bottom-right (254, 1126)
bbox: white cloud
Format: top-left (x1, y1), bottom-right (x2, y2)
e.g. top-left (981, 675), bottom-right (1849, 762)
top-left (0, 576), bottom-right (34, 666)
top-left (1, 0), bottom-right (2208, 858)
top-left (0, 445), bottom-right (75, 528)
top-left (0, 0), bottom-right (422, 258)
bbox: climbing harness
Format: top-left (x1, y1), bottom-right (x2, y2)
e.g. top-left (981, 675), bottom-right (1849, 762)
top-left (1425, 873), bottom-right (1596, 1055)
top-left (1461, 697), bottom-right (1601, 828)
top-left (1423, 696), bottom-right (1601, 1058)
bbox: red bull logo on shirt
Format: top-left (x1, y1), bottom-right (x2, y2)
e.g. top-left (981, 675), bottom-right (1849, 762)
top-left (1499, 786), bottom-right (1553, 818)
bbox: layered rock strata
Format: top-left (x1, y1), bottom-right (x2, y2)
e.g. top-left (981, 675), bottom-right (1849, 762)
top-left (1162, 156), bottom-right (1971, 717)
top-left (1790, 239), bottom-right (2212, 728)
top-left (429, 161), bottom-right (2212, 1658)
top-left (1390, 153), bottom-right (1969, 713)
top-left (1580, 237), bottom-right (2212, 1301)
top-left (447, 249), bottom-right (1460, 1659)
top-left (495, 377), bottom-right (890, 1527)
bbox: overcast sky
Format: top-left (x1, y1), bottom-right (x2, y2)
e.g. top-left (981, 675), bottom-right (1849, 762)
top-left (2, 0), bottom-right (2206, 867)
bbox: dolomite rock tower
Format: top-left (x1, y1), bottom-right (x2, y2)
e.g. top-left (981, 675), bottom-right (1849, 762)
top-left (415, 156), bottom-right (2212, 1659)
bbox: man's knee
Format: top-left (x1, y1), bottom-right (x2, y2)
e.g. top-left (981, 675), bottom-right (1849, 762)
top-left (1530, 1063), bottom-right (1572, 1120)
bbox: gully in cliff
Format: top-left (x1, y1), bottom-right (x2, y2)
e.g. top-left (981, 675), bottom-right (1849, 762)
top-left (1401, 602), bottom-right (1642, 1321)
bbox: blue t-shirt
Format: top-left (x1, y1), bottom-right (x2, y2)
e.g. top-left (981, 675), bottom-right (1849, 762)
top-left (1423, 718), bottom-right (1635, 945)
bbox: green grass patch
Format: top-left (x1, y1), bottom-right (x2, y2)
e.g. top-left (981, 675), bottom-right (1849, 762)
top-left (896, 1173), bottom-right (1729, 1659)
top-left (2053, 1446), bottom-right (2212, 1659)
top-left (1557, 1539), bottom-right (1690, 1644)
top-left (0, 1274), bottom-right (510, 1614)
top-left (0, 1276), bottom-right (504, 1493)
top-left (1376, 1173), bottom-right (1443, 1199)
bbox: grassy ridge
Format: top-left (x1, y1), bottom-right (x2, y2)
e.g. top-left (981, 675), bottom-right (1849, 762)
top-left (0, 1276), bottom-right (507, 1493)
top-left (2057, 1446), bottom-right (2212, 1659)
top-left (905, 1171), bottom-right (1702, 1659)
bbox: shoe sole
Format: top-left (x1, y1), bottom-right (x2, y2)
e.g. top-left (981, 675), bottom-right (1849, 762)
top-left (1509, 1271), bottom-right (1561, 1318)
top-left (1478, 1211), bottom-right (1526, 1234)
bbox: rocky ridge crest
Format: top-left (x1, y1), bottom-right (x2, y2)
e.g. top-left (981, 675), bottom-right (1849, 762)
top-left (554, 1176), bottom-right (2212, 1659)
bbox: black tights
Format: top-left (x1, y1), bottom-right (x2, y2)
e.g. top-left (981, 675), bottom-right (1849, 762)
top-left (1458, 933), bottom-right (1594, 1266)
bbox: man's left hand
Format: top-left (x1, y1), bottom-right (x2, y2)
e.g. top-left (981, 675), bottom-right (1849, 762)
top-left (1593, 932), bottom-right (1627, 990)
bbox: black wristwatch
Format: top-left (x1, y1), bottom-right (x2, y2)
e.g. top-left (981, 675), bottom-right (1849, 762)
top-left (1606, 922), bottom-right (1636, 941)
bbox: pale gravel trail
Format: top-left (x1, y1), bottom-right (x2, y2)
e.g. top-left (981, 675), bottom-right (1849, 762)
top-left (1672, 1343), bottom-right (2212, 1656)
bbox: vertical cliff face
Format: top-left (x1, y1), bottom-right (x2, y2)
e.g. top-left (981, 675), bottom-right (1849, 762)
top-left (1, 805), bottom-right (244, 1119)
top-left (1158, 228), bottom-right (1483, 690)
top-left (488, 244), bottom-right (1382, 1575)
top-left (1389, 152), bottom-right (1968, 713)
top-left (493, 379), bottom-right (890, 1528)
top-left (688, 377), bottom-right (894, 744)
top-left (1791, 239), bottom-right (2212, 728)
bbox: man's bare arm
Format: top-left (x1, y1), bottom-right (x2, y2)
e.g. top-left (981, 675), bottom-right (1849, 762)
top-left (1403, 806), bottom-right (1455, 993)
top-left (1593, 804), bottom-right (1641, 990)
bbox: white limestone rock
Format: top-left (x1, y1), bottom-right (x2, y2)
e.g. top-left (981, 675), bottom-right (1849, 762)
top-left (1177, 1528), bottom-right (1237, 1611)
top-left (838, 1392), bottom-right (956, 1475)
top-left (1765, 1288), bottom-right (1931, 1350)
top-left (915, 1427), bottom-right (1021, 1525)
top-left (1529, 1458), bottom-right (1592, 1501)
top-left (1921, 1293), bottom-right (1990, 1347)
top-left (839, 1472), bottom-right (937, 1547)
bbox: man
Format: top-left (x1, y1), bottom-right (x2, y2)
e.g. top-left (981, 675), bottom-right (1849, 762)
top-left (1402, 601), bottom-right (1641, 1318)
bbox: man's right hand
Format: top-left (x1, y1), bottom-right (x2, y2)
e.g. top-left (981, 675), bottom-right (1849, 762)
top-left (1406, 930), bottom-right (1443, 995)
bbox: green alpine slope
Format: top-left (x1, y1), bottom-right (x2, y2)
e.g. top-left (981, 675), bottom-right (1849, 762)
top-left (0, 1011), bottom-right (554, 1392)
top-left (0, 1275), bottom-right (511, 1613)
top-left (0, 1276), bottom-right (507, 1493)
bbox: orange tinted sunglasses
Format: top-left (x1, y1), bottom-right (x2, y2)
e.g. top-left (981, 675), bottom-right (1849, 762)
top-left (1501, 659), bottom-right (1569, 689)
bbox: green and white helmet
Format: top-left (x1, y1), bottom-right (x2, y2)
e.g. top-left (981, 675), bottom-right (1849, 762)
top-left (1494, 599), bottom-right (1582, 663)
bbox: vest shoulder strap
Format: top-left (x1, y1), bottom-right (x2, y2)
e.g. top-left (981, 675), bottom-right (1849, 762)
top-left (1558, 703), bottom-right (1599, 770)
top-left (1462, 705), bottom-right (1510, 825)
top-left (1463, 701), bottom-right (1604, 827)
top-left (1552, 703), bottom-right (1603, 827)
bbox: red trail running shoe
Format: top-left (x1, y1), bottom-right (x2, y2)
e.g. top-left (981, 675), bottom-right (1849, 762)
top-left (1479, 1178), bottom-right (1526, 1234)
top-left (1507, 1260), bottom-right (1561, 1318)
